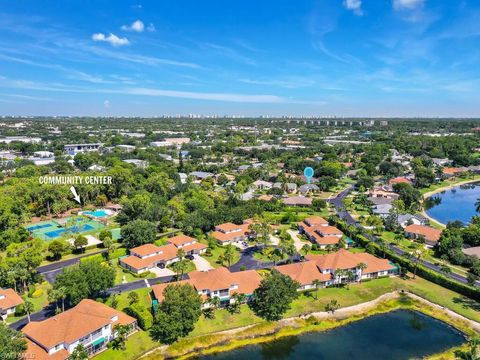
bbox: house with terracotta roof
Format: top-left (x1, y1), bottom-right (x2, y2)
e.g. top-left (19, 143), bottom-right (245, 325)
top-left (274, 250), bottom-right (396, 291)
top-left (152, 267), bottom-right (262, 307)
top-left (298, 217), bottom-right (345, 249)
top-left (120, 243), bottom-right (179, 274)
top-left (307, 249), bottom-right (397, 284)
top-left (404, 224), bottom-right (442, 246)
top-left (442, 167), bottom-right (467, 178)
top-left (166, 235), bottom-right (207, 255)
top-left (274, 261), bottom-right (331, 290)
top-left (211, 221), bottom-right (251, 245)
top-left (22, 299), bottom-right (136, 359)
top-left (388, 177), bottom-right (412, 187)
top-left (0, 288), bottom-right (24, 320)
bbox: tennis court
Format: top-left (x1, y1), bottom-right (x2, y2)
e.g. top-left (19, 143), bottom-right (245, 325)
top-left (26, 217), bottom-right (106, 241)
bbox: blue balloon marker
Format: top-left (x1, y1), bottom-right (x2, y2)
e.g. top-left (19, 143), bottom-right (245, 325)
top-left (304, 167), bottom-right (314, 185)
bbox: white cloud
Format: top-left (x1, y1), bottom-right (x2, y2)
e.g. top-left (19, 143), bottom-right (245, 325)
top-left (147, 23), bottom-right (156, 32)
top-left (343, 0), bottom-right (363, 16)
top-left (104, 100), bottom-right (110, 108)
top-left (393, 0), bottom-right (425, 11)
top-left (91, 33), bottom-right (129, 47)
top-left (121, 20), bottom-right (145, 32)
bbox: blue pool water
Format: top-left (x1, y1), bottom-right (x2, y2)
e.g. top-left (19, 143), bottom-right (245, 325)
top-left (44, 224), bottom-right (95, 239)
top-left (83, 210), bottom-right (109, 218)
top-left (425, 182), bottom-right (480, 225)
top-left (26, 223), bottom-right (52, 231)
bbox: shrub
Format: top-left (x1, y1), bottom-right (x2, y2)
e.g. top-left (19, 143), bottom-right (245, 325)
top-left (15, 303), bottom-right (26, 316)
top-left (125, 303), bottom-right (153, 330)
top-left (30, 289), bottom-right (43, 298)
top-left (27, 286), bottom-right (36, 297)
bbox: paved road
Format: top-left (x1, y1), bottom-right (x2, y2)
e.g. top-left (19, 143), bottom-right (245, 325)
top-left (328, 187), bottom-right (478, 286)
top-left (10, 274), bottom-right (175, 331)
top-left (38, 250), bottom-right (108, 283)
top-left (230, 246), bottom-right (273, 272)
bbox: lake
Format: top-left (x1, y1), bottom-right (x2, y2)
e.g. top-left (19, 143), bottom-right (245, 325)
top-left (196, 310), bottom-right (465, 360)
top-left (425, 182), bottom-right (480, 224)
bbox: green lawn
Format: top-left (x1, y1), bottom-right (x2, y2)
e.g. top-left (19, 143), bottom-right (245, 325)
top-left (93, 273), bottom-right (480, 360)
top-left (202, 244), bottom-right (241, 268)
top-left (380, 231), bottom-right (471, 278)
top-left (167, 259), bottom-right (196, 274)
top-left (94, 330), bottom-right (157, 360)
top-left (113, 265), bottom-right (156, 285)
top-left (5, 281), bottom-right (52, 324)
top-left (105, 287), bottom-right (153, 311)
top-left (420, 175), bottom-right (480, 195)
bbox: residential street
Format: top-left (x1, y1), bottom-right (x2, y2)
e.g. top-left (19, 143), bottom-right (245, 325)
top-left (328, 187), bottom-right (479, 286)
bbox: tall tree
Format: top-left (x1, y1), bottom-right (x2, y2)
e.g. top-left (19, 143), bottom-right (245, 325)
top-left (250, 269), bottom-right (299, 321)
top-left (150, 284), bottom-right (202, 344)
top-left (0, 323), bottom-right (27, 360)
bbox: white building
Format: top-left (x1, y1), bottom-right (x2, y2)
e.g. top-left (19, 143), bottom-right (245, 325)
top-left (64, 143), bottom-right (103, 156)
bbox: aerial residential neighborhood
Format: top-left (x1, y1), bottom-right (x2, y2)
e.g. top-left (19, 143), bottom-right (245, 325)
top-left (1, 115), bottom-right (480, 360)
top-left (2, 1), bottom-right (480, 360)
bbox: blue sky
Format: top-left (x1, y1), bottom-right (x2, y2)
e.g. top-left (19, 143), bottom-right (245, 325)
top-left (0, 0), bottom-right (480, 117)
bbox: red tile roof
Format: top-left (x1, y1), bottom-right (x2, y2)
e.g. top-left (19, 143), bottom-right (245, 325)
top-left (0, 288), bottom-right (24, 311)
top-left (130, 243), bottom-right (162, 257)
top-left (121, 243), bottom-right (178, 270)
top-left (405, 224), bottom-right (442, 243)
top-left (167, 234), bottom-right (198, 246)
top-left (306, 249), bottom-right (395, 274)
top-left (274, 261), bottom-right (330, 285)
top-left (22, 299), bottom-right (135, 350)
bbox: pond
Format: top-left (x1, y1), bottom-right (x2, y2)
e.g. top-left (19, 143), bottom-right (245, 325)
top-left (195, 310), bottom-right (465, 360)
top-left (425, 182), bottom-right (480, 224)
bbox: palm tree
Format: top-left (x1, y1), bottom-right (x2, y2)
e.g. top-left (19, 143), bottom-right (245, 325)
top-left (475, 198), bottom-right (480, 213)
top-left (410, 246), bottom-right (426, 280)
top-left (333, 269), bottom-right (345, 286)
top-left (312, 279), bottom-right (322, 299)
top-left (172, 259), bottom-right (188, 280)
top-left (300, 244), bottom-right (311, 258)
top-left (112, 324), bottom-right (131, 351)
top-left (209, 296), bottom-right (221, 310)
top-left (357, 262), bottom-right (368, 282)
top-left (223, 244), bottom-right (236, 269)
top-left (24, 300), bottom-right (34, 323)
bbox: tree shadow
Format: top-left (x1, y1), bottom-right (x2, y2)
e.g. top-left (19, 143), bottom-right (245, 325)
top-left (452, 296), bottom-right (480, 311)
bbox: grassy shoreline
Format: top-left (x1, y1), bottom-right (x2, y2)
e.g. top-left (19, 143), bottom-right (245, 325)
top-left (140, 292), bottom-right (477, 360)
top-left (93, 275), bottom-right (480, 360)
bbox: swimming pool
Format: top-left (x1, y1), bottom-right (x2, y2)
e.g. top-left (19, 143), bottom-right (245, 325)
top-left (82, 209), bottom-right (110, 218)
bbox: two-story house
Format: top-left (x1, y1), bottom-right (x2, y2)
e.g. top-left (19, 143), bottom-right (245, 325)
top-left (0, 288), bottom-right (24, 321)
top-left (298, 217), bottom-right (345, 249)
top-left (211, 221), bottom-right (251, 245)
top-left (167, 235), bottom-right (207, 255)
top-left (152, 267), bottom-right (262, 307)
top-left (22, 299), bottom-right (136, 359)
top-left (306, 249), bottom-right (397, 284)
top-left (120, 243), bottom-right (178, 274)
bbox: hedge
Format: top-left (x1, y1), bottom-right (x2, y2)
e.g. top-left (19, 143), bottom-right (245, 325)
top-left (333, 220), bottom-right (480, 301)
top-left (125, 303), bottom-right (153, 330)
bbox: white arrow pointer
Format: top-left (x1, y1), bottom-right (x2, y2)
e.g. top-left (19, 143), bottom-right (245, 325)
top-left (70, 186), bottom-right (81, 204)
